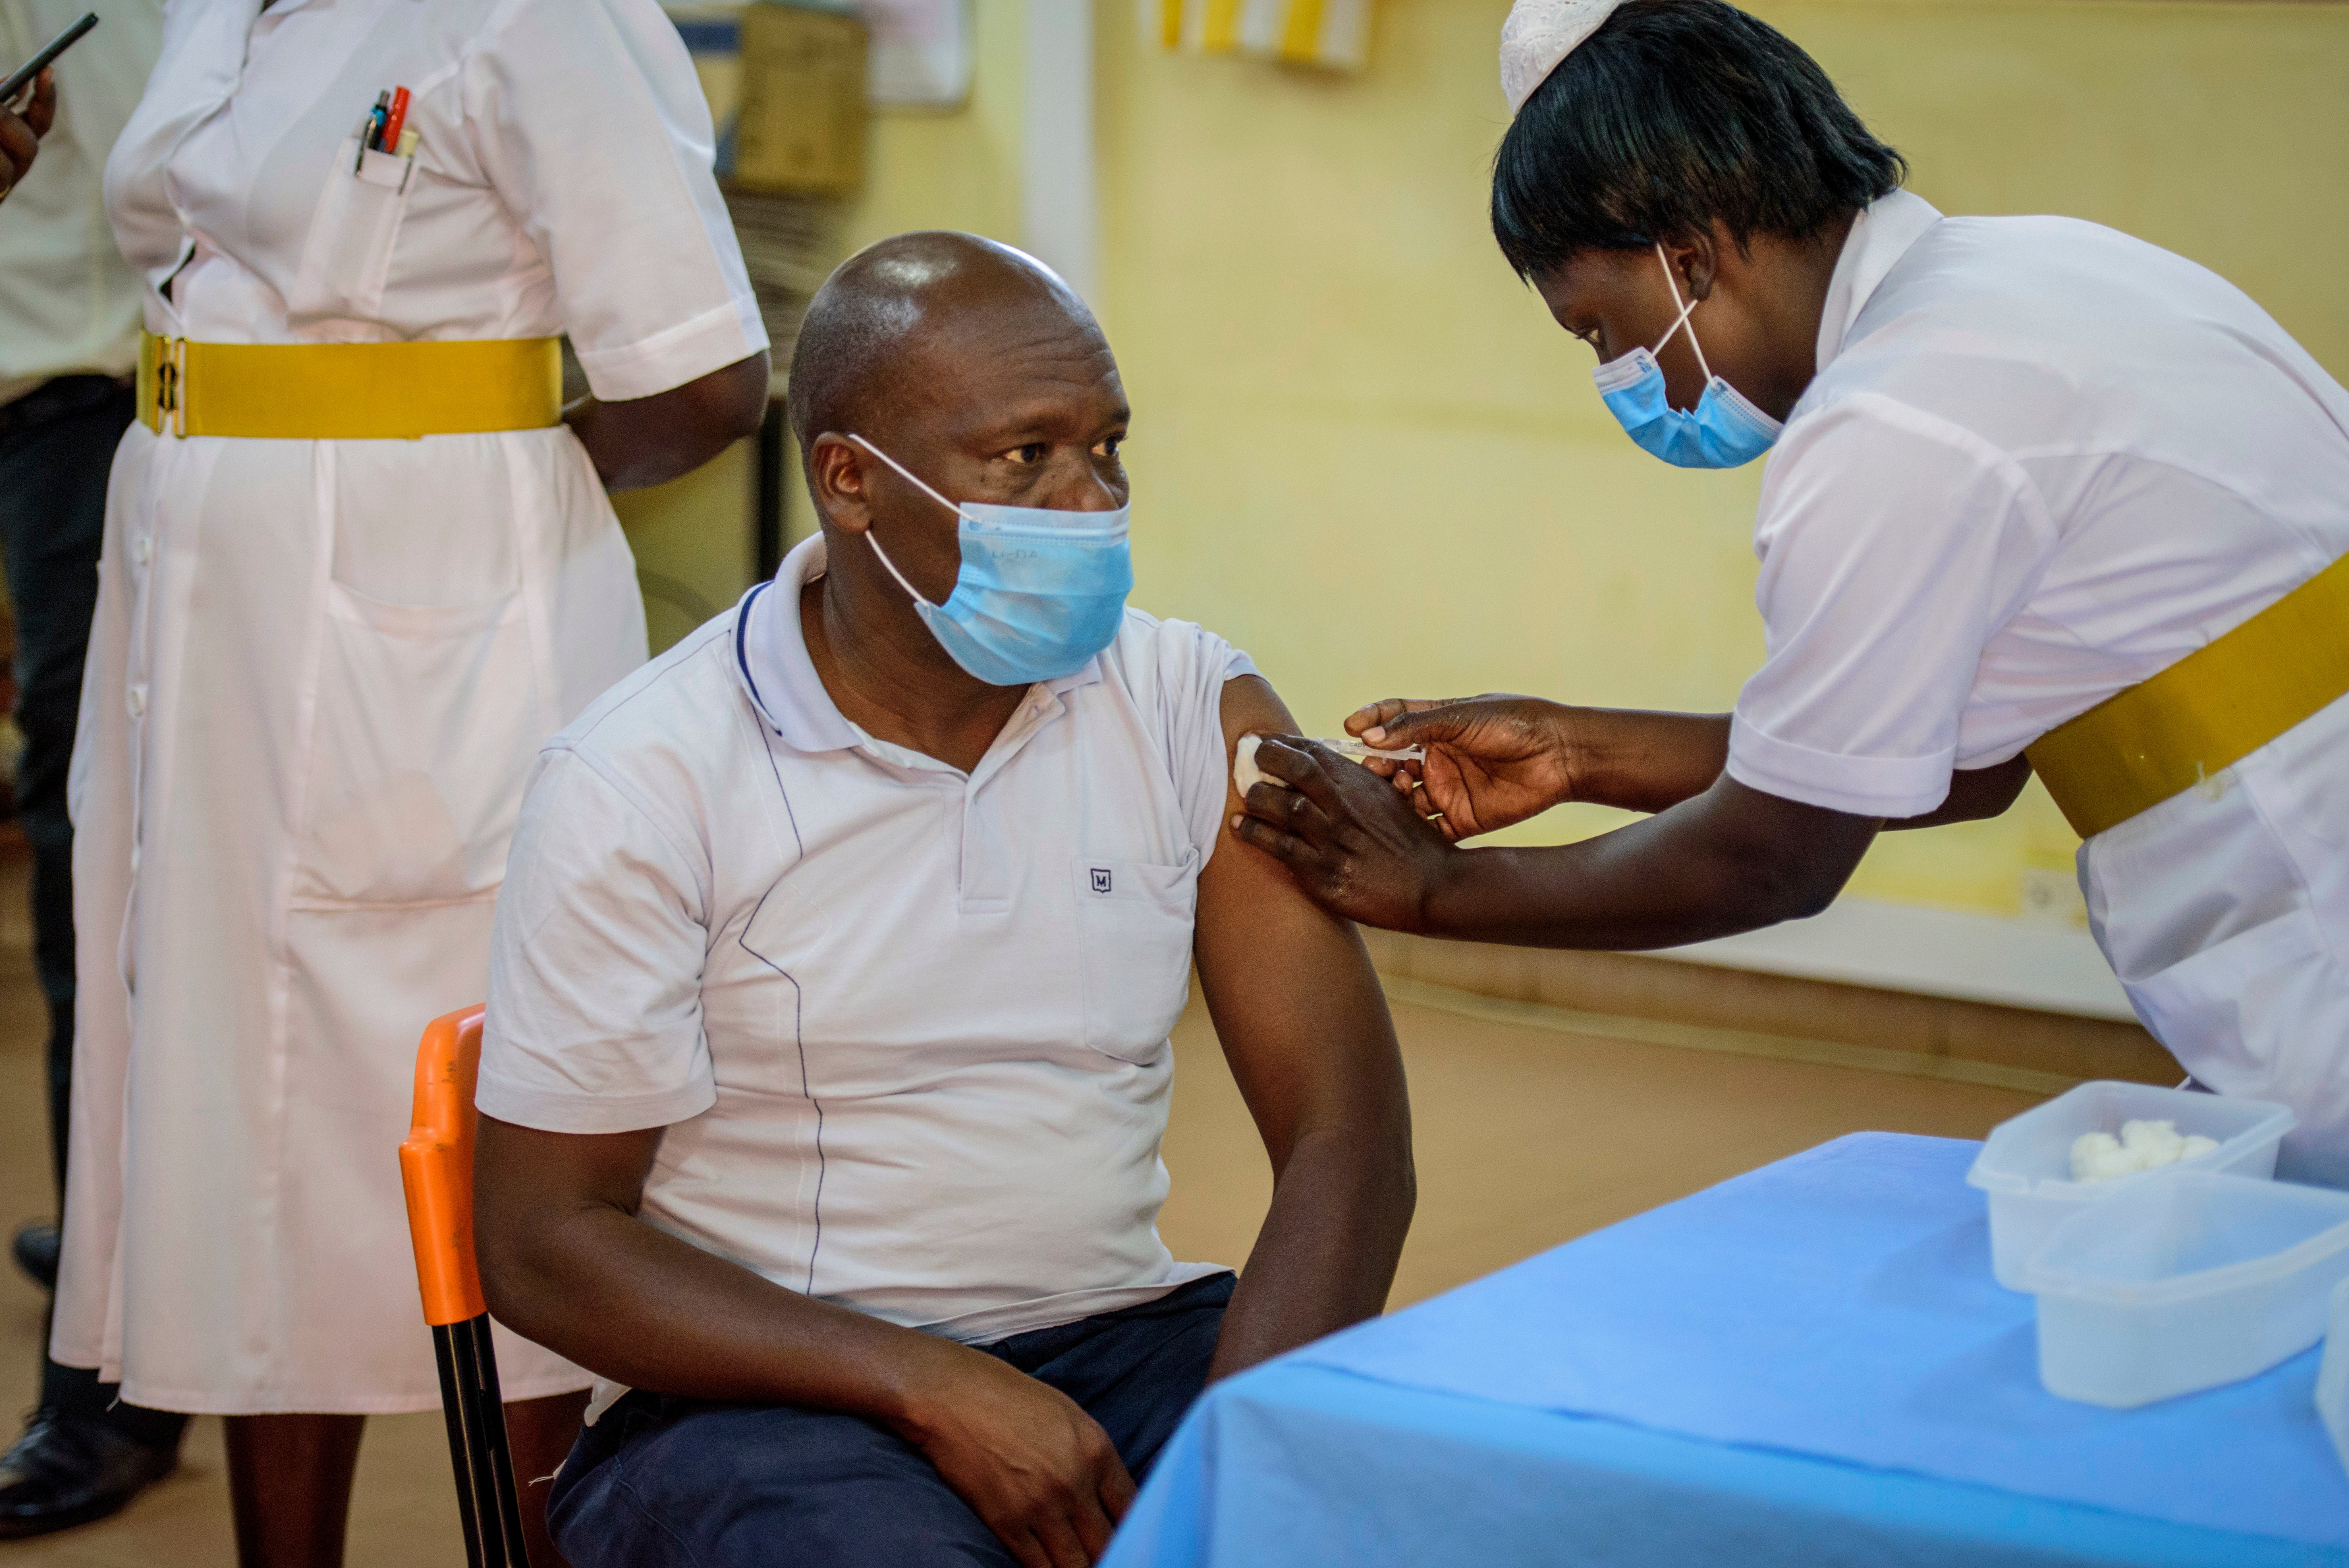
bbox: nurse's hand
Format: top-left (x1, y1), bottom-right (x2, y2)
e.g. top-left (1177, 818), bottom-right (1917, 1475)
top-left (0, 70), bottom-right (57, 204)
top-left (1345, 695), bottom-right (1583, 839)
top-left (1348, 697), bottom-right (1736, 830)
top-left (1231, 737), bottom-right (1456, 932)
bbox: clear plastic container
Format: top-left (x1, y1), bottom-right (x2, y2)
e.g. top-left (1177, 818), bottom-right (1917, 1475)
top-left (2024, 1170), bottom-right (2349, 1408)
top-left (2318, 1277), bottom-right (2349, 1480)
top-left (1965, 1081), bottom-right (2293, 1290)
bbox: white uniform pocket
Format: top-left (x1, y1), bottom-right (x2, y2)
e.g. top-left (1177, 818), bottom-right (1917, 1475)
top-left (1071, 853), bottom-right (1199, 1064)
top-left (2119, 909), bottom-right (2326, 1080)
top-left (286, 141), bottom-right (414, 328)
top-left (293, 580), bottom-right (548, 907)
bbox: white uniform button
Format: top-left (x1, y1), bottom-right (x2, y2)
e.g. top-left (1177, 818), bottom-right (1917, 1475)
top-left (127, 684), bottom-right (148, 719)
top-left (133, 535), bottom-right (154, 566)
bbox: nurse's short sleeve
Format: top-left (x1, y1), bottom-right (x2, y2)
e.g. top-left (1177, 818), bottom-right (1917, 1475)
top-left (1728, 394), bottom-right (2052, 819)
top-left (464, 0), bottom-right (766, 400)
top-left (479, 749), bottom-right (717, 1134)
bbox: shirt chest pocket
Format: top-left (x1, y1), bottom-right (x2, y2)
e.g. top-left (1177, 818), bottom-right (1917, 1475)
top-left (287, 141), bottom-right (415, 328)
top-left (1071, 852), bottom-right (1199, 1064)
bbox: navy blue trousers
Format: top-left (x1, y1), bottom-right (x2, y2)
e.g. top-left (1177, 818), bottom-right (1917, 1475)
top-left (549, 1272), bottom-right (1235, 1568)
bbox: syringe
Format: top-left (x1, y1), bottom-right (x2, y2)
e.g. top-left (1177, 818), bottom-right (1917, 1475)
top-left (1303, 736), bottom-right (1425, 763)
top-left (1235, 734), bottom-right (1424, 796)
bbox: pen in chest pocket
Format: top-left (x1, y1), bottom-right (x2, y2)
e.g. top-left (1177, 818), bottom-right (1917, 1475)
top-left (353, 85), bottom-right (420, 178)
top-left (361, 90), bottom-right (388, 156)
top-left (377, 86), bottom-right (411, 151)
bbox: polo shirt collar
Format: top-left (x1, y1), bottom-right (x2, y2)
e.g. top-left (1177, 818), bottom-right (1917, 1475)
top-left (1814, 187), bottom-right (1944, 373)
top-left (733, 533), bottom-right (1106, 754)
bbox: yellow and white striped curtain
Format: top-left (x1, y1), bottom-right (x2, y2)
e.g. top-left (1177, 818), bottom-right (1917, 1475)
top-left (1145, 0), bottom-right (1371, 73)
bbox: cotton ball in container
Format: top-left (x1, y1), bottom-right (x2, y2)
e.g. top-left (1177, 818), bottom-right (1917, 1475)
top-left (2067, 1118), bottom-right (2226, 1184)
top-left (2120, 1118), bottom-right (2186, 1165)
top-left (2069, 1131), bottom-right (2140, 1183)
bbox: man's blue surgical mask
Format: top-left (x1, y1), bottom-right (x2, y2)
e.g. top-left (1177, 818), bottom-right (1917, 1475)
top-left (1592, 245), bottom-right (1784, 469)
top-left (847, 434), bottom-right (1133, 687)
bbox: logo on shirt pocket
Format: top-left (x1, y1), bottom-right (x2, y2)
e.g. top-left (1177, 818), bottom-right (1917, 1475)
top-left (1070, 853), bottom-right (1198, 1064)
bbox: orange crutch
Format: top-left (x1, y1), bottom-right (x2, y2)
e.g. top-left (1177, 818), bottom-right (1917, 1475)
top-left (399, 1006), bottom-right (531, 1568)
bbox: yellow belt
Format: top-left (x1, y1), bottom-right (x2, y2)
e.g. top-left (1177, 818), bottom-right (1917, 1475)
top-left (136, 331), bottom-right (562, 440)
top-left (2026, 551), bottom-right (2349, 838)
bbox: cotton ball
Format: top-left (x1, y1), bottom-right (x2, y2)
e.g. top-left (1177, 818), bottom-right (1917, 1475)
top-left (2120, 1119), bottom-right (2185, 1164)
top-left (2071, 1132), bottom-right (2148, 1184)
top-left (2069, 1119), bottom-right (2227, 1184)
top-left (1234, 735), bottom-right (1290, 797)
top-left (2070, 1131), bottom-right (2123, 1183)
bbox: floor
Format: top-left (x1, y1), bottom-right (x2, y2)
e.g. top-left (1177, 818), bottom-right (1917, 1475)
top-left (0, 856), bottom-right (2050, 1566)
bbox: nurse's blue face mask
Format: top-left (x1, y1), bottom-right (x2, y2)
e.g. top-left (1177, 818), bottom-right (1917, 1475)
top-left (1592, 245), bottom-right (1784, 470)
top-left (845, 434), bottom-right (1134, 687)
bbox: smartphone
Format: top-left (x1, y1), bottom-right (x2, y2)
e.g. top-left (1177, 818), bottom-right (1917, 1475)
top-left (1, 12), bottom-right (98, 107)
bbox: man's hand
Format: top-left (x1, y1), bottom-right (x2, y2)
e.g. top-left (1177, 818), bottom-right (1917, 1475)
top-left (1347, 694), bottom-right (1583, 839)
top-left (0, 69), bottom-right (58, 204)
top-left (898, 1346), bottom-right (1135, 1568)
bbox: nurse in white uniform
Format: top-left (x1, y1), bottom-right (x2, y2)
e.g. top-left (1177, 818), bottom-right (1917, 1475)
top-left (1233, 0), bottom-right (2349, 1186)
top-left (54, 0), bottom-right (768, 1559)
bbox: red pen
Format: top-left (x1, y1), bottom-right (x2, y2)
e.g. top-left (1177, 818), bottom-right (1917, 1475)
top-left (378, 85), bottom-right (410, 154)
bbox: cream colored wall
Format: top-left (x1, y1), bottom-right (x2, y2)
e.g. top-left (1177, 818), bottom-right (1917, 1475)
top-left (621, 1), bottom-right (1032, 645)
top-left (1095, 0), bottom-right (2349, 922)
top-left (840, 0), bottom-right (1029, 258)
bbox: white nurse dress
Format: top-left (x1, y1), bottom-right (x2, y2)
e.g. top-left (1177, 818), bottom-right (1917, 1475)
top-left (1726, 190), bottom-right (2349, 1186)
top-left (52, 0), bottom-right (766, 1413)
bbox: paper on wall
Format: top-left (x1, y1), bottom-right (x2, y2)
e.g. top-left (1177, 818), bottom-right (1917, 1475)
top-left (1145, 0), bottom-right (1372, 73)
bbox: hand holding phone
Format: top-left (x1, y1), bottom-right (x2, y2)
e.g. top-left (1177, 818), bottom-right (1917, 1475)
top-left (0, 12), bottom-right (94, 202)
top-left (0, 68), bottom-right (55, 200)
top-left (2, 12), bottom-right (97, 105)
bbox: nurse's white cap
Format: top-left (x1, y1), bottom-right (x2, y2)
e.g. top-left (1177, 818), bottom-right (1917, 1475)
top-left (1500, 0), bottom-right (1626, 116)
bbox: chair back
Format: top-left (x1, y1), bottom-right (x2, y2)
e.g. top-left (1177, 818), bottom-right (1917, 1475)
top-left (400, 1005), bottom-right (530, 1568)
top-left (400, 1005), bottom-right (489, 1328)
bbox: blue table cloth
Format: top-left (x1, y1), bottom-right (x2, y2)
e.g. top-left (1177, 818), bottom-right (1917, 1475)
top-left (1104, 1132), bottom-right (2349, 1567)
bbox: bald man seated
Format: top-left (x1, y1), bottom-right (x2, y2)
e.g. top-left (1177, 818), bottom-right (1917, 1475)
top-left (469, 232), bottom-right (1415, 1568)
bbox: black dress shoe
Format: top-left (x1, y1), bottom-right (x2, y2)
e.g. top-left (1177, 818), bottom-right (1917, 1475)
top-left (11, 1222), bottom-right (58, 1291)
top-left (0, 1408), bottom-right (178, 1538)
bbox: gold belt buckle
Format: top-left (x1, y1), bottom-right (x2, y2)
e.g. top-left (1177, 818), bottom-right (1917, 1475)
top-left (149, 336), bottom-right (186, 437)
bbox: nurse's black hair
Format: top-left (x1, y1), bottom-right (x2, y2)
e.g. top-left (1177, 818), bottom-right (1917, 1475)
top-left (1491, 0), bottom-right (1905, 278)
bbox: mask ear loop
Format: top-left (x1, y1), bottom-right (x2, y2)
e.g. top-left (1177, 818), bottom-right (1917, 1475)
top-left (1648, 243), bottom-right (1714, 384)
top-left (844, 433), bottom-right (962, 609)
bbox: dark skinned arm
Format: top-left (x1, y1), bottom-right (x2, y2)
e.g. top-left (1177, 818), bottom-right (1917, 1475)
top-left (1348, 695), bottom-right (2029, 837)
top-left (1197, 675), bottom-right (1415, 1379)
top-left (1235, 689), bottom-right (2039, 948)
top-left (1235, 737), bottom-right (1878, 950)
top-left (475, 1118), bottom-right (1135, 1568)
top-left (563, 350), bottom-right (770, 492)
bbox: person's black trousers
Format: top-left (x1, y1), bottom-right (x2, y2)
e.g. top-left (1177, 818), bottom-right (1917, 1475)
top-left (0, 376), bottom-right (183, 1447)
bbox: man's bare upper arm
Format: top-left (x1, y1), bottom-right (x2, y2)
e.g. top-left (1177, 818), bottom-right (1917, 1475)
top-left (1192, 675), bottom-right (1403, 1168)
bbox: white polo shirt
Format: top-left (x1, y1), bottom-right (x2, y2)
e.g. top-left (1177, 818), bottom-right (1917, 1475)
top-left (480, 535), bottom-right (1250, 1347)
